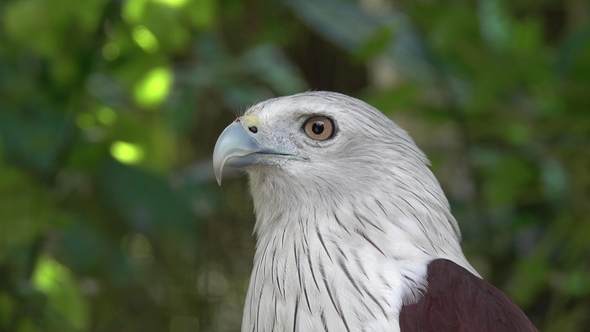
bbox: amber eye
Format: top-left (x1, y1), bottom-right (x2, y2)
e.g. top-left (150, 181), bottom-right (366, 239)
top-left (303, 116), bottom-right (335, 141)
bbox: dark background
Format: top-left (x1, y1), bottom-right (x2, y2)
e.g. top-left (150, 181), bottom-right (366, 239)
top-left (0, 0), bottom-right (589, 331)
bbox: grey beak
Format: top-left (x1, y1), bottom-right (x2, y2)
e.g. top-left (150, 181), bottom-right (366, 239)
top-left (214, 120), bottom-right (288, 185)
top-left (213, 121), bottom-right (259, 185)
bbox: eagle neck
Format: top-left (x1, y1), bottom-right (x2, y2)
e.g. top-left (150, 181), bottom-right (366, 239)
top-left (243, 172), bottom-right (477, 331)
top-left (242, 165), bottom-right (478, 331)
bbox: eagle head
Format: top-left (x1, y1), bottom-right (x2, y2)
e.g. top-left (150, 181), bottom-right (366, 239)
top-left (212, 91), bottom-right (484, 331)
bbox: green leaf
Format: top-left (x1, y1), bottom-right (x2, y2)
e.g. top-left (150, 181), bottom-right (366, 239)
top-left (361, 84), bottom-right (421, 114)
top-left (505, 255), bottom-right (549, 308)
top-left (240, 44), bottom-right (308, 95)
top-left (32, 254), bottom-right (90, 331)
top-left (474, 151), bottom-right (536, 207)
top-left (352, 25), bottom-right (397, 61)
top-left (477, 0), bottom-right (513, 53)
top-left (94, 159), bottom-right (198, 235)
top-left (0, 111), bottom-right (74, 177)
top-left (561, 270), bottom-right (590, 297)
top-left (0, 164), bottom-right (70, 247)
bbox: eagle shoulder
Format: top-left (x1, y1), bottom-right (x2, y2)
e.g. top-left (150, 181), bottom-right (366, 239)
top-left (399, 258), bottom-right (538, 332)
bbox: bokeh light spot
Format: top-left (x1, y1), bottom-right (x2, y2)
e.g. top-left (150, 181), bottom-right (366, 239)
top-left (190, 0), bottom-right (215, 28)
top-left (133, 66), bottom-right (173, 108)
top-left (76, 113), bottom-right (95, 130)
top-left (33, 255), bottom-right (69, 294)
top-left (110, 141), bottom-right (144, 164)
top-left (32, 255), bottom-right (90, 330)
top-left (132, 25), bottom-right (159, 53)
top-left (155, 0), bottom-right (188, 8)
top-left (102, 43), bottom-right (120, 61)
top-left (128, 233), bottom-right (154, 267)
top-left (197, 270), bottom-right (228, 299)
top-left (123, 0), bottom-right (148, 22)
top-left (96, 107), bottom-right (117, 125)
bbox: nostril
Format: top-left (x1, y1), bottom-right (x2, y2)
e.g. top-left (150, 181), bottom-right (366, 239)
top-left (248, 126), bottom-right (258, 134)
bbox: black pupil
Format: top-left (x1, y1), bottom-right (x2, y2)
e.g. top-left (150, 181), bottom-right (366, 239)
top-left (312, 121), bottom-right (324, 135)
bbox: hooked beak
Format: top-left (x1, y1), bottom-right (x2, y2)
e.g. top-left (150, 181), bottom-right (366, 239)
top-left (212, 116), bottom-right (303, 185)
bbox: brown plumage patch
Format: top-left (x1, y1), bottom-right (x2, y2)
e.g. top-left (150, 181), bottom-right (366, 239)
top-left (399, 259), bottom-right (538, 332)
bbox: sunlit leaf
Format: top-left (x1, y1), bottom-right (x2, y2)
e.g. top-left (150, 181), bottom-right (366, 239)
top-left (110, 141), bottom-right (145, 165)
top-left (102, 43), bottom-right (121, 61)
top-left (154, 0), bottom-right (188, 8)
top-left (76, 113), bottom-right (95, 130)
top-left (189, 0), bottom-right (215, 28)
top-left (95, 107), bottom-right (118, 126)
top-left (3, 0), bottom-right (59, 57)
top-left (123, 0), bottom-right (149, 22)
top-left (133, 66), bottom-right (173, 108)
top-left (133, 25), bottom-right (159, 53)
top-left (32, 255), bottom-right (90, 330)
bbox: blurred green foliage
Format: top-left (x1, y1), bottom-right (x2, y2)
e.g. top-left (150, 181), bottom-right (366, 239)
top-left (0, 0), bottom-right (589, 331)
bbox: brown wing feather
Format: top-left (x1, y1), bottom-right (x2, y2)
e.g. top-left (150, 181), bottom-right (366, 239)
top-left (399, 259), bottom-right (538, 332)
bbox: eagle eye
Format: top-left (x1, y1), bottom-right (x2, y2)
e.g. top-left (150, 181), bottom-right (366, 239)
top-left (303, 116), bottom-right (335, 141)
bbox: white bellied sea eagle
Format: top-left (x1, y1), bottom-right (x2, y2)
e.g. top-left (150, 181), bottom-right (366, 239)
top-left (212, 91), bottom-right (538, 332)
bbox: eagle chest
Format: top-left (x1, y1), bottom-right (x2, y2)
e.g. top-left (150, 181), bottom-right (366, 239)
top-left (242, 222), bottom-right (422, 332)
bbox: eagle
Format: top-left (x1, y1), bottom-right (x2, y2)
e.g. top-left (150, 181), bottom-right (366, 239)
top-left (212, 91), bottom-right (538, 332)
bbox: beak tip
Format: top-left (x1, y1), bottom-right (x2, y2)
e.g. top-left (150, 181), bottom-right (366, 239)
top-left (214, 166), bottom-right (223, 186)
